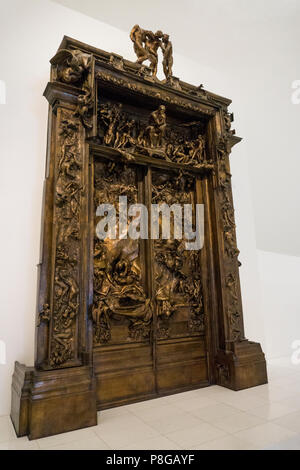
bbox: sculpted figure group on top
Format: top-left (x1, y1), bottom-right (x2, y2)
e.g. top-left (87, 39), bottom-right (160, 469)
top-left (130, 24), bottom-right (173, 79)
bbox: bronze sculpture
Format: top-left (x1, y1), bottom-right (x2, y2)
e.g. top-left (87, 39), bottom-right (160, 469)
top-left (146, 104), bottom-right (166, 148)
top-left (11, 32), bottom-right (267, 441)
top-left (130, 25), bottom-right (149, 65)
top-left (130, 24), bottom-right (173, 80)
top-left (162, 34), bottom-right (173, 79)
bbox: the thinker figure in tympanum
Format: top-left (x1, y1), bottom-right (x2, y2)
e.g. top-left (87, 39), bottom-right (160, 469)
top-left (130, 24), bottom-right (173, 80)
top-left (145, 105), bottom-right (167, 148)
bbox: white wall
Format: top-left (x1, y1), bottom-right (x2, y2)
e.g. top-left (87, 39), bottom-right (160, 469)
top-left (0, 0), bottom-right (130, 417)
top-left (53, 0), bottom-right (300, 258)
top-left (257, 250), bottom-right (300, 360)
top-left (0, 0), bottom-right (269, 415)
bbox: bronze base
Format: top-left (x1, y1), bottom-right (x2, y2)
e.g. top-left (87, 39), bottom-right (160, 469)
top-left (216, 340), bottom-right (268, 390)
top-left (11, 362), bottom-right (97, 440)
top-left (11, 341), bottom-right (267, 439)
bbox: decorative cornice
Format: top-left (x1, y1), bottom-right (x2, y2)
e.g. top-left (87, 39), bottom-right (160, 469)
top-left (95, 70), bottom-right (216, 117)
top-left (43, 81), bottom-right (81, 107)
top-left (55, 35), bottom-right (232, 109)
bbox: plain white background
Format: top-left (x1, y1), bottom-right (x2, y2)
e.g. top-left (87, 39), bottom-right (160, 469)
top-left (0, 0), bottom-right (299, 417)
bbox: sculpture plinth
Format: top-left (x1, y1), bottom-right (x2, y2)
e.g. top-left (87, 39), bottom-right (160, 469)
top-left (11, 34), bottom-right (267, 440)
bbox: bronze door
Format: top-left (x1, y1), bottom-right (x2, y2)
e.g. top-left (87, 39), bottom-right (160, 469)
top-left (92, 156), bottom-right (211, 409)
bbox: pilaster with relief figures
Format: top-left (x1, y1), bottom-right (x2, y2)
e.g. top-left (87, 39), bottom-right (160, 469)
top-left (212, 109), bottom-right (267, 390)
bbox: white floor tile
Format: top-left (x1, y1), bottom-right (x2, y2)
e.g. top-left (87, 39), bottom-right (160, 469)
top-left (272, 410), bottom-right (300, 433)
top-left (36, 427), bottom-right (98, 449)
top-left (0, 437), bottom-right (39, 450)
top-left (38, 435), bottom-right (110, 450)
top-left (146, 411), bottom-right (202, 435)
top-left (218, 393), bottom-right (267, 411)
top-left (192, 403), bottom-right (238, 422)
top-left (211, 410), bottom-right (265, 433)
top-left (266, 435), bottom-right (300, 450)
top-left (236, 422), bottom-right (297, 449)
top-left (123, 398), bottom-right (163, 412)
top-left (97, 412), bottom-right (144, 430)
top-left (252, 384), bottom-right (297, 402)
top-left (276, 393), bottom-right (300, 411)
top-left (192, 434), bottom-right (255, 450)
top-left (98, 407), bottom-right (132, 424)
top-left (249, 402), bottom-right (298, 420)
top-left (121, 436), bottom-right (181, 450)
top-left (193, 386), bottom-right (235, 401)
top-left (148, 394), bottom-right (188, 405)
top-left (174, 396), bottom-right (218, 412)
top-left (129, 403), bottom-right (180, 422)
top-left (0, 416), bottom-right (17, 443)
top-left (94, 416), bottom-right (159, 448)
top-left (169, 389), bottom-right (210, 402)
top-left (166, 421), bottom-right (226, 448)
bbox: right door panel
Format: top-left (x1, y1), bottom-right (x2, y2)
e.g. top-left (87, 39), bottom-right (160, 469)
top-left (151, 168), bottom-right (209, 393)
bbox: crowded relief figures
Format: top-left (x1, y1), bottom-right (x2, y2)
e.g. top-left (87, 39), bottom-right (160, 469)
top-left (98, 101), bottom-right (209, 168)
top-left (130, 25), bottom-right (173, 79)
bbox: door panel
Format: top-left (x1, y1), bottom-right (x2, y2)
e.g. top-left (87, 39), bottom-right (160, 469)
top-left (92, 157), bottom-right (209, 409)
top-left (151, 168), bottom-right (208, 392)
top-left (94, 343), bottom-right (155, 407)
top-left (93, 158), bottom-right (155, 408)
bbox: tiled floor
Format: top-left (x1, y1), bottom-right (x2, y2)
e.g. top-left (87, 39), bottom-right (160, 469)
top-left (2, 356), bottom-right (300, 450)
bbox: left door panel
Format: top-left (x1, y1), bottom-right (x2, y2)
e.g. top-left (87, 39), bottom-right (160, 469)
top-left (92, 158), bottom-right (155, 408)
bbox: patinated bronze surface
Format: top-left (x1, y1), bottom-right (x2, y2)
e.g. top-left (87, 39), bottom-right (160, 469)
top-left (11, 33), bottom-right (267, 440)
top-left (130, 25), bottom-right (173, 80)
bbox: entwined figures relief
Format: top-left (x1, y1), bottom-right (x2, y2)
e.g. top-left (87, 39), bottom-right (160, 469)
top-left (130, 25), bottom-right (173, 80)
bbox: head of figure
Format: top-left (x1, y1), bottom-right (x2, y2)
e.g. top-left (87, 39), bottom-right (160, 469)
top-left (115, 259), bottom-right (130, 279)
top-left (155, 30), bottom-right (163, 40)
top-left (159, 105), bottom-right (166, 114)
top-left (163, 34), bottom-right (169, 44)
top-left (165, 253), bottom-right (175, 271)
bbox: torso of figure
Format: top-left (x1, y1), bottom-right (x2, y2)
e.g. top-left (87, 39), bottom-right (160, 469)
top-left (150, 109), bottom-right (165, 128)
top-left (145, 32), bottom-right (161, 56)
top-left (164, 42), bottom-right (172, 58)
